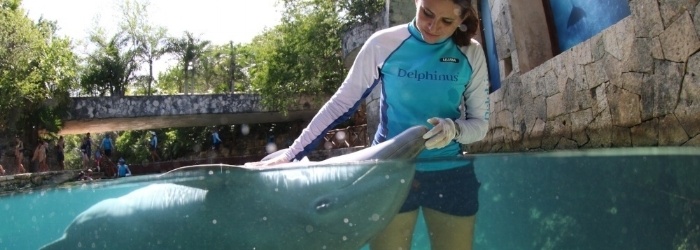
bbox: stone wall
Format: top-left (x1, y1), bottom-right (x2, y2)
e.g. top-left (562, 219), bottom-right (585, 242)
top-left (63, 94), bottom-right (324, 135)
top-left (468, 0), bottom-right (700, 152)
top-left (0, 170), bottom-right (81, 194)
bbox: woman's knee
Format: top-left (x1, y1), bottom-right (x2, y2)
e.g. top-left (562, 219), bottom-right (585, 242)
top-left (369, 210), bottom-right (419, 250)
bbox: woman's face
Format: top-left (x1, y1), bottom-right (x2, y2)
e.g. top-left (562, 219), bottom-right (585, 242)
top-left (414, 0), bottom-right (466, 44)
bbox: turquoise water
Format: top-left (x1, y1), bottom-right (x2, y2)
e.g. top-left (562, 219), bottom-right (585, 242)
top-left (2, 147), bottom-right (699, 249)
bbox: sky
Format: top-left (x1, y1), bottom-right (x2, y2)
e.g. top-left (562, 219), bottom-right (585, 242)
top-left (21, 0), bottom-right (284, 46)
top-left (20, 0), bottom-right (283, 78)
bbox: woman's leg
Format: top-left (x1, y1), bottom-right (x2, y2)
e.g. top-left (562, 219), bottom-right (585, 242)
top-left (423, 207), bottom-right (476, 250)
top-left (369, 210), bottom-right (419, 250)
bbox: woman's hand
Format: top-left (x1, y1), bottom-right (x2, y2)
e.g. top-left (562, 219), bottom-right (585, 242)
top-left (423, 117), bottom-right (458, 149)
top-left (244, 153), bottom-right (290, 168)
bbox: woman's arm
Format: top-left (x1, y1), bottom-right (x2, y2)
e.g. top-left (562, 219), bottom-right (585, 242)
top-left (455, 40), bottom-right (491, 145)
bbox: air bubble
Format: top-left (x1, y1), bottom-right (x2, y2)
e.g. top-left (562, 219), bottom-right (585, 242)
top-left (265, 143), bottom-right (277, 153)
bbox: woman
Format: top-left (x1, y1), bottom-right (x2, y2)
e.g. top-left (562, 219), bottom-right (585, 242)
top-left (247, 0), bottom-right (489, 249)
top-left (14, 136), bottom-right (26, 174)
top-left (32, 139), bottom-right (48, 172)
top-left (56, 136), bottom-right (65, 170)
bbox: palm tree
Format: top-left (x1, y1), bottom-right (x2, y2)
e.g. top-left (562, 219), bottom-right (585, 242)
top-left (81, 32), bottom-right (139, 97)
top-left (119, 0), bottom-right (168, 96)
top-left (165, 32), bottom-right (211, 95)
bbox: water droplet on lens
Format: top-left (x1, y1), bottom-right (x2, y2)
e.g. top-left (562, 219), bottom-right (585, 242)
top-left (241, 124), bottom-right (250, 135)
top-left (265, 143), bottom-right (277, 153)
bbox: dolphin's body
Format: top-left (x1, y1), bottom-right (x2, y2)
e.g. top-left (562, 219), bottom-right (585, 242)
top-left (42, 126), bottom-right (428, 250)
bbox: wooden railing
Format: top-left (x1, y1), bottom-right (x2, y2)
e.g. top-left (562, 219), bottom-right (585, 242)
top-left (318, 124), bottom-right (369, 150)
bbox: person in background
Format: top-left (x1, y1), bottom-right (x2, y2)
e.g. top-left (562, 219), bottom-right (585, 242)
top-left (246, 0), bottom-right (490, 249)
top-left (116, 158), bottom-right (131, 177)
top-left (94, 150), bottom-right (102, 172)
top-left (32, 139), bottom-right (48, 172)
top-left (100, 134), bottom-right (114, 161)
top-left (76, 169), bottom-right (93, 181)
top-left (0, 146), bottom-right (3, 175)
top-left (56, 136), bottom-right (65, 170)
top-left (211, 128), bottom-right (222, 151)
top-left (43, 140), bottom-right (49, 169)
top-left (14, 136), bottom-right (26, 174)
top-left (148, 131), bottom-right (160, 162)
top-left (80, 135), bottom-right (91, 169)
top-left (84, 133), bottom-right (92, 162)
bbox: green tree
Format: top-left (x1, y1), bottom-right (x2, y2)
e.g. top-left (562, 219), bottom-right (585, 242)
top-left (247, 0), bottom-right (346, 113)
top-left (338, 0), bottom-right (385, 30)
top-left (165, 31), bottom-right (211, 94)
top-left (119, 0), bottom-right (168, 96)
top-left (1, 0), bottom-right (77, 136)
top-left (80, 31), bottom-right (139, 97)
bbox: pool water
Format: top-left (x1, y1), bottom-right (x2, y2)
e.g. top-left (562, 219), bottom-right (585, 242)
top-left (2, 147), bottom-right (698, 249)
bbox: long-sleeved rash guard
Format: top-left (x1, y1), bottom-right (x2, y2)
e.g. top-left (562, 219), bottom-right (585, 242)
top-left (282, 21), bottom-right (490, 171)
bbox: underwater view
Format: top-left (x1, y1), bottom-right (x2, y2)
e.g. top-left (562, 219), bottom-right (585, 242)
top-left (1, 147), bottom-right (698, 249)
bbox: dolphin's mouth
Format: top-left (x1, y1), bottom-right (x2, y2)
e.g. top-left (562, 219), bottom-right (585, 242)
top-left (311, 164), bottom-right (381, 215)
top-left (308, 160), bottom-right (412, 215)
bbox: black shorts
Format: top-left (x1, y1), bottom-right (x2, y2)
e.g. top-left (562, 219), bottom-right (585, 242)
top-left (399, 163), bottom-right (480, 216)
top-left (103, 149), bottom-right (112, 157)
top-left (57, 151), bottom-right (64, 162)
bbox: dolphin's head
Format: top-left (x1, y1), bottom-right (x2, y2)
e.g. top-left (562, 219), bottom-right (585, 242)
top-left (103, 125), bottom-right (428, 249)
top-left (230, 126), bottom-right (427, 248)
top-left (240, 159), bottom-right (415, 248)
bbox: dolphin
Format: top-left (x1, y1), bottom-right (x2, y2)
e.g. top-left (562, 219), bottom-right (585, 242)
top-left (42, 125), bottom-right (428, 250)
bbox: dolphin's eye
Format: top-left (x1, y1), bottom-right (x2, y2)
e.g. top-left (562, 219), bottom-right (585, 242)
top-left (314, 198), bottom-right (333, 214)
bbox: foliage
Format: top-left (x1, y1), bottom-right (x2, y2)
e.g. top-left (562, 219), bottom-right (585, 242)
top-left (156, 42), bottom-right (251, 94)
top-left (338, 0), bottom-right (386, 31)
top-left (79, 31), bottom-right (139, 97)
top-left (119, 0), bottom-right (168, 96)
top-left (164, 31), bottom-right (211, 94)
top-left (2, 0), bottom-right (384, 164)
top-left (248, 0), bottom-right (346, 113)
top-left (0, 0), bottom-right (78, 137)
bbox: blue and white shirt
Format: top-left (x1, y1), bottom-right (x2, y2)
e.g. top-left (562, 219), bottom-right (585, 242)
top-left (283, 21), bottom-right (490, 171)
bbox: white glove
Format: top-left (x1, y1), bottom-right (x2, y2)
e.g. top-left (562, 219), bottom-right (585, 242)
top-left (422, 117), bottom-right (459, 150)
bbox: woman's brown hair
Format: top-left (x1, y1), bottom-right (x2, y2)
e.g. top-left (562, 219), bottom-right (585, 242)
top-left (451, 0), bottom-right (480, 47)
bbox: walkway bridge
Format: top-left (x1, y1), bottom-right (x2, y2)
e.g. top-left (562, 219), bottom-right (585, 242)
top-left (60, 94), bottom-right (326, 135)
